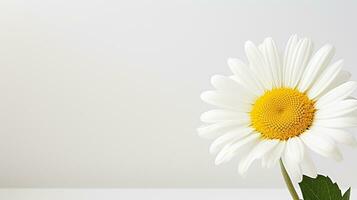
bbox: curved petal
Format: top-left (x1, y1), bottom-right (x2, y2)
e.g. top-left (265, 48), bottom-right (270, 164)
top-left (316, 81), bottom-right (357, 109)
top-left (316, 99), bottom-right (357, 119)
top-left (197, 120), bottom-right (248, 139)
top-left (300, 130), bottom-right (342, 161)
top-left (286, 137), bottom-right (305, 163)
top-left (260, 38), bottom-right (282, 88)
top-left (210, 75), bottom-right (256, 102)
top-left (209, 127), bottom-right (254, 154)
top-left (200, 109), bottom-right (249, 123)
top-left (318, 70), bottom-right (351, 98)
top-left (215, 133), bottom-right (260, 165)
top-left (283, 34), bottom-right (299, 87)
top-left (262, 141), bottom-right (286, 168)
top-left (307, 60), bottom-right (343, 99)
top-left (200, 91), bottom-right (252, 112)
top-left (282, 150), bottom-right (302, 183)
top-left (227, 58), bottom-right (265, 96)
top-left (313, 116), bottom-right (357, 128)
top-left (245, 41), bottom-right (273, 90)
top-left (298, 44), bottom-right (335, 92)
top-left (332, 70), bottom-right (351, 85)
top-left (299, 151), bottom-right (317, 178)
top-left (288, 38), bottom-right (313, 88)
top-left (312, 126), bottom-right (357, 146)
top-left (238, 139), bottom-right (279, 175)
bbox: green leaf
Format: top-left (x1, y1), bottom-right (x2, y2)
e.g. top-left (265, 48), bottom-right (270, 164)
top-left (299, 175), bottom-right (351, 200)
top-left (342, 188), bottom-right (351, 200)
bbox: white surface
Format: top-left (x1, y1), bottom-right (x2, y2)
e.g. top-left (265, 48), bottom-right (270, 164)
top-left (0, 189), bottom-right (295, 200)
top-left (0, 0), bottom-right (357, 187)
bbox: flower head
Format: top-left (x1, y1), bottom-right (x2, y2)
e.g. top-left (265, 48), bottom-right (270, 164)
top-left (198, 35), bottom-right (357, 182)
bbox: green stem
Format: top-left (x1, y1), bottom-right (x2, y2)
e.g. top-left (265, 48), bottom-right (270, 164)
top-left (279, 159), bottom-right (300, 200)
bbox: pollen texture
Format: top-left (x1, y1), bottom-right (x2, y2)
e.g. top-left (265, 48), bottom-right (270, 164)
top-left (250, 88), bottom-right (315, 140)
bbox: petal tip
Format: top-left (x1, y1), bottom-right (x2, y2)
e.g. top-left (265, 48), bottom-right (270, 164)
top-left (210, 74), bottom-right (223, 86)
top-left (323, 43), bottom-right (335, 53)
top-left (214, 156), bottom-right (224, 165)
top-left (244, 40), bottom-right (255, 49)
top-left (200, 91), bottom-right (211, 102)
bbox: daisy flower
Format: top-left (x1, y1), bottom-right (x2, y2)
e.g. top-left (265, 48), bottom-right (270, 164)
top-left (198, 35), bottom-right (357, 182)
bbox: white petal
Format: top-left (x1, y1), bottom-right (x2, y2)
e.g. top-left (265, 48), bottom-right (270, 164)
top-left (313, 116), bottom-right (357, 128)
top-left (282, 150), bottom-right (302, 183)
top-left (209, 127), bottom-right (254, 154)
top-left (300, 130), bottom-right (342, 161)
top-left (288, 38), bottom-right (313, 88)
top-left (319, 70), bottom-right (351, 97)
top-left (245, 41), bottom-right (273, 90)
top-left (200, 109), bottom-right (249, 123)
top-left (298, 44), bottom-right (335, 92)
top-left (260, 38), bottom-right (282, 88)
top-left (307, 60), bottom-right (343, 99)
top-left (215, 133), bottom-right (260, 165)
top-left (262, 141), bottom-right (286, 168)
top-left (334, 70), bottom-right (351, 84)
top-left (238, 139), bottom-right (279, 175)
top-left (335, 70), bottom-right (351, 83)
top-left (210, 75), bottom-right (256, 102)
top-left (286, 137), bottom-right (304, 163)
top-left (227, 58), bottom-right (265, 96)
top-left (316, 99), bottom-right (357, 119)
top-left (197, 121), bottom-right (247, 139)
top-left (316, 81), bottom-right (357, 109)
top-left (200, 91), bottom-right (252, 112)
top-left (312, 126), bottom-right (357, 146)
top-left (210, 75), bottom-right (241, 91)
top-left (283, 34), bottom-right (299, 87)
top-left (299, 152), bottom-right (317, 178)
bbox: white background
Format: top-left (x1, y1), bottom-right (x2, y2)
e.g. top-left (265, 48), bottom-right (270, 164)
top-left (0, 0), bottom-right (357, 188)
top-left (0, 189), bottom-right (292, 200)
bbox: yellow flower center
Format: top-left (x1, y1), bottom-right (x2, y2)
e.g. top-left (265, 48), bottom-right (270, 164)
top-left (250, 88), bottom-right (315, 140)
